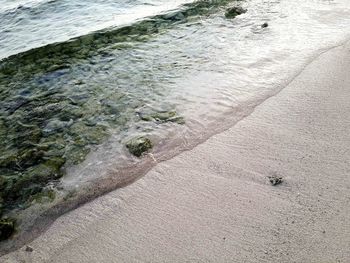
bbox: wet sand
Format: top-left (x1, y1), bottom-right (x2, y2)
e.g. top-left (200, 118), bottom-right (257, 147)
top-left (2, 41), bottom-right (350, 262)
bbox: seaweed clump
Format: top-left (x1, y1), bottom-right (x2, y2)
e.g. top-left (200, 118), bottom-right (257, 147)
top-left (126, 137), bottom-right (153, 157)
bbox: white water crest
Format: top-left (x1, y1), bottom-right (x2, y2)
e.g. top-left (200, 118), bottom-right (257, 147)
top-left (0, 0), bottom-right (195, 59)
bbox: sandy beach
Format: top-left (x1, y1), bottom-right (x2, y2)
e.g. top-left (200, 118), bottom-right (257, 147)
top-left (2, 39), bottom-right (350, 262)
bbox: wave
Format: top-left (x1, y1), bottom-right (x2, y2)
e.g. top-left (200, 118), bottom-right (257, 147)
top-left (0, 0), bottom-right (56, 14)
top-left (0, 0), bottom-right (236, 79)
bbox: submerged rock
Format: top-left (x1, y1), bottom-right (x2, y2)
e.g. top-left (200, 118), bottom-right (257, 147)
top-left (126, 137), bottom-right (153, 157)
top-left (138, 110), bottom-right (185, 124)
top-left (10, 123), bottom-right (42, 146)
top-left (0, 152), bottom-right (18, 169)
top-left (44, 156), bottom-right (66, 171)
top-left (0, 197), bottom-right (4, 216)
top-left (20, 163), bottom-right (61, 187)
top-left (84, 126), bottom-right (109, 145)
top-left (101, 99), bottom-right (122, 115)
top-left (64, 145), bottom-right (91, 165)
top-left (3, 96), bottom-right (30, 114)
top-left (16, 148), bottom-right (45, 169)
top-left (69, 122), bottom-right (109, 145)
top-left (73, 80), bottom-right (85, 86)
top-left (0, 218), bottom-right (16, 241)
top-left (30, 101), bottom-right (83, 122)
top-left (225, 7), bottom-right (247, 19)
top-left (28, 189), bottom-right (56, 204)
top-left (43, 119), bottom-right (73, 136)
top-left (0, 147), bottom-right (44, 170)
top-left (46, 64), bottom-right (69, 72)
top-left (1, 157), bottom-right (65, 205)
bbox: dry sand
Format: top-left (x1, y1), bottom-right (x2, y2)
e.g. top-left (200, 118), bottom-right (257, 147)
top-left (2, 41), bottom-right (350, 263)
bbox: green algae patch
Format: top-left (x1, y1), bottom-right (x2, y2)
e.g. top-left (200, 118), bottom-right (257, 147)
top-left (126, 137), bottom-right (153, 157)
top-left (0, 148), bottom-right (45, 170)
top-left (64, 145), bottom-right (91, 166)
top-left (0, 218), bottom-right (16, 241)
top-left (0, 155), bottom-right (65, 212)
top-left (28, 189), bottom-right (56, 204)
top-left (69, 122), bottom-right (109, 145)
top-left (43, 157), bottom-right (66, 172)
top-left (6, 161), bottom-right (63, 203)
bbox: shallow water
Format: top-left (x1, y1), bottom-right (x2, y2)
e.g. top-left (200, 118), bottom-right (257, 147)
top-left (1, 0), bottom-right (350, 241)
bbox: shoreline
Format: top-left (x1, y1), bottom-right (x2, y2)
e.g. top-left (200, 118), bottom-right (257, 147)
top-left (0, 38), bottom-right (347, 255)
top-left (2, 39), bottom-right (350, 262)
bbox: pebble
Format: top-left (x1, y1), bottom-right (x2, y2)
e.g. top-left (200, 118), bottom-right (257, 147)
top-left (25, 246), bottom-right (34, 252)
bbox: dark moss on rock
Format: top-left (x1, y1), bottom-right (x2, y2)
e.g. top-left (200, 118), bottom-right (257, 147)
top-left (43, 119), bottom-right (73, 136)
top-left (0, 148), bottom-right (45, 170)
top-left (84, 125), bottom-right (110, 145)
top-left (0, 152), bottom-right (18, 169)
top-left (0, 218), bottom-right (16, 241)
top-left (27, 189), bottom-right (56, 204)
top-left (0, 155), bottom-right (65, 210)
top-left (225, 7), bottom-right (247, 19)
top-left (0, 197), bottom-right (4, 216)
top-left (9, 162), bottom-right (63, 201)
top-left (44, 157), bottom-right (66, 171)
top-left (69, 122), bottom-right (109, 145)
top-left (126, 137), bottom-right (153, 157)
top-left (9, 124), bottom-right (42, 147)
